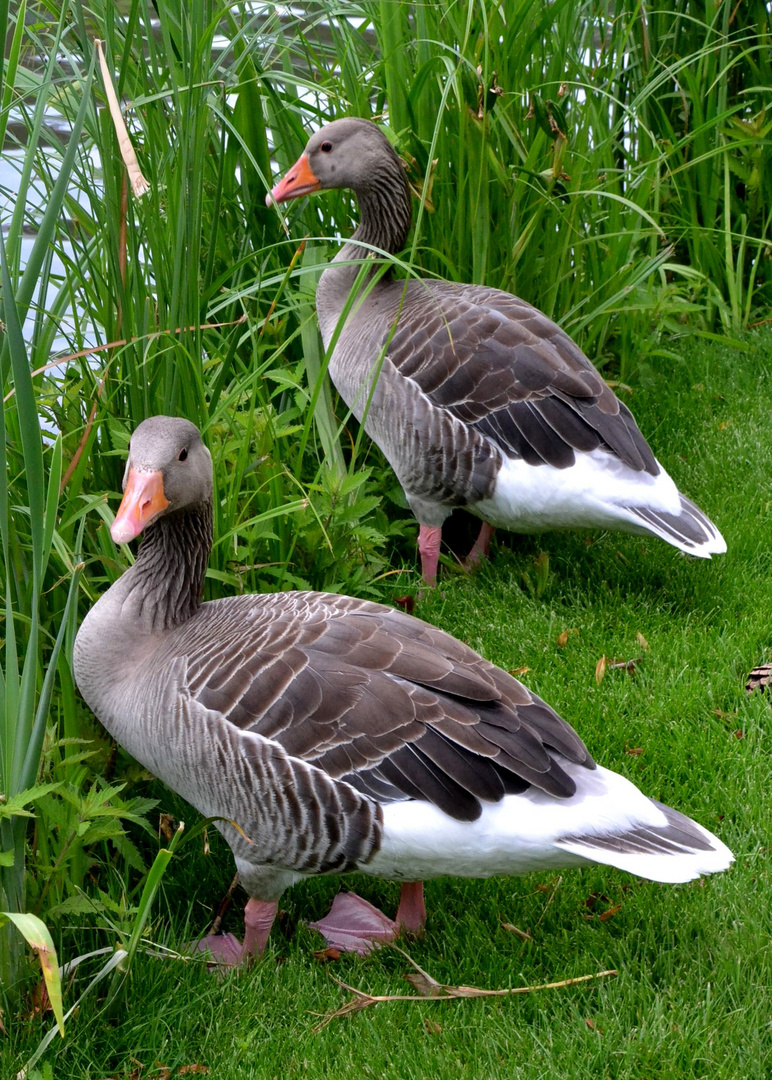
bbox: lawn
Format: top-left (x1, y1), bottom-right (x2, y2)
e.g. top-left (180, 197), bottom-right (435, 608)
top-left (4, 332), bottom-right (771, 1079)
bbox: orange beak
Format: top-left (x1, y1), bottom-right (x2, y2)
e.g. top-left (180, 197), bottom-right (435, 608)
top-left (266, 152), bottom-right (322, 206)
top-left (111, 467), bottom-right (170, 545)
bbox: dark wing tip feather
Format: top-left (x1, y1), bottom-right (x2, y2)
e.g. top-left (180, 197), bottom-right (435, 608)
top-left (624, 494), bottom-right (723, 551)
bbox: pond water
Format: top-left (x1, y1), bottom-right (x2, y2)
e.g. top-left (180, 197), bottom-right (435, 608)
top-left (2, 125), bottom-right (100, 355)
top-left (2, 2), bottom-right (350, 355)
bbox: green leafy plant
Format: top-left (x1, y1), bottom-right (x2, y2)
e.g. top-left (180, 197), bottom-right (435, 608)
top-left (1, 0), bottom-right (770, 1022)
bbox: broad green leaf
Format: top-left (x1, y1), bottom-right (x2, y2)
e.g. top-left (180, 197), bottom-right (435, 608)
top-left (1, 912), bottom-right (64, 1037)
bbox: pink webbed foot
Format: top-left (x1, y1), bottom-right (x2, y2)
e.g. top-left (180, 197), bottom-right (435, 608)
top-left (308, 882), bottom-right (426, 956)
top-left (464, 522), bottom-right (496, 571)
top-left (308, 892), bottom-right (398, 956)
top-left (194, 897), bottom-right (279, 967)
top-left (193, 931), bottom-right (245, 967)
top-left (417, 524), bottom-right (442, 586)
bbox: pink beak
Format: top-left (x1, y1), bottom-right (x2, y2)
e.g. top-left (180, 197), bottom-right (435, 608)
top-left (111, 467), bottom-right (170, 544)
top-left (265, 152), bottom-right (322, 206)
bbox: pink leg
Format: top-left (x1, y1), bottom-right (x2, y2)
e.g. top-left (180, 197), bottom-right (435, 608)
top-left (395, 881), bottom-right (426, 935)
top-left (242, 897), bottom-right (279, 958)
top-left (465, 521), bottom-right (496, 570)
top-left (194, 897), bottom-right (278, 967)
top-left (418, 524), bottom-right (442, 585)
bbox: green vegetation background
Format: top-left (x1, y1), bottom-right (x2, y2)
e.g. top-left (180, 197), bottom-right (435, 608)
top-left (1, 2), bottom-right (770, 1075)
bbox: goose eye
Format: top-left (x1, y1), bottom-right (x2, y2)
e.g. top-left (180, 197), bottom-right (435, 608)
top-left (178, 447), bottom-right (188, 462)
top-left (320, 140), bottom-right (333, 153)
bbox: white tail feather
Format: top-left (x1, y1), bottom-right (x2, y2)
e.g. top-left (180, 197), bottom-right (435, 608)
top-left (367, 763), bottom-right (734, 885)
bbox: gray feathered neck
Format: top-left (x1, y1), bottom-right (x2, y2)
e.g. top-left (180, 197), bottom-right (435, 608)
top-left (121, 501), bottom-right (212, 633)
top-left (341, 150), bottom-right (413, 263)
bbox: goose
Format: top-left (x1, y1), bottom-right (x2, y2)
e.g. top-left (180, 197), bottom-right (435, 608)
top-left (267, 118), bottom-right (726, 584)
top-left (73, 416), bottom-right (732, 963)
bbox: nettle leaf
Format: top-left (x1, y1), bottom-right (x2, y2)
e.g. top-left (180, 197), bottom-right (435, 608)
top-left (44, 895), bottom-right (103, 920)
top-left (80, 783), bottom-right (129, 815)
top-left (55, 749), bottom-right (100, 769)
top-left (78, 820), bottom-right (126, 846)
top-left (0, 782), bottom-right (64, 821)
top-left (35, 793), bottom-right (76, 830)
top-left (111, 833), bottom-right (149, 873)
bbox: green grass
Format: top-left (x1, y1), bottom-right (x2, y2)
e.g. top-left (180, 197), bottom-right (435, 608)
top-left (2, 0), bottom-right (772, 1063)
top-left (4, 333), bottom-right (771, 1078)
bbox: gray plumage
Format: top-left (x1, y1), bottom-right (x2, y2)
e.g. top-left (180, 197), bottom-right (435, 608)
top-left (269, 118), bottom-right (725, 578)
top-left (73, 417), bottom-right (732, 955)
top-left (74, 417), bottom-right (593, 894)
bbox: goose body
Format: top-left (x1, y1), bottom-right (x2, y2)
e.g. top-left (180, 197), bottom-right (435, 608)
top-left (74, 417), bottom-right (732, 960)
top-left (269, 118), bottom-right (726, 583)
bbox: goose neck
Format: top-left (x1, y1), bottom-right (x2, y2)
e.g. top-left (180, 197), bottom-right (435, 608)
top-left (123, 502), bottom-right (212, 633)
top-left (318, 165), bottom-right (412, 317)
top-left (350, 169), bottom-right (412, 257)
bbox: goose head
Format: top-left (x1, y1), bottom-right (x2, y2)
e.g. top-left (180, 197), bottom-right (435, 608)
top-left (111, 416), bottom-right (212, 545)
top-left (267, 117), bottom-right (401, 204)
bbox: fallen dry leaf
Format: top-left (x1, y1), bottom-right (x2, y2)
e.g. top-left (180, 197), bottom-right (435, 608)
top-left (179, 1067), bottom-right (210, 1076)
top-left (404, 969), bottom-right (443, 997)
top-left (312, 947), bottom-right (341, 963)
top-left (595, 656), bottom-right (607, 684)
top-left (607, 657), bottom-right (641, 674)
top-left (424, 1018), bottom-right (443, 1035)
top-left (625, 746), bottom-right (643, 756)
top-left (158, 813), bottom-right (176, 841)
top-left (584, 893), bottom-right (621, 921)
top-left (393, 595), bottom-right (416, 615)
top-left (510, 666), bottom-right (530, 677)
top-left (585, 1017), bottom-right (604, 1033)
top-left (557, 628), bottom-right (578, 648)
top-left (636, 631), bottom-right (649, 651)
top-left (597, 903), bottom-right (622, 922)
top-left (734, 729), bottom-right (744, 740)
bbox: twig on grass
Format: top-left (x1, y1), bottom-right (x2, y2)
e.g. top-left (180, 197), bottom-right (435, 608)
top-left (311, 945), bottom-right (617, 1031)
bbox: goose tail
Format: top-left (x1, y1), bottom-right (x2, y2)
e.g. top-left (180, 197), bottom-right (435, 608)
top-left (623, 494), bottom-right (726, 558)
top-left (556, 799), bottom-right (734, 884)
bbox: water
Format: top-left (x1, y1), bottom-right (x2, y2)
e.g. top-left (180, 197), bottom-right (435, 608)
top-left (1, 3), bottom-right (347, 356)
top-left (2, 113), bottom-right (102, 356)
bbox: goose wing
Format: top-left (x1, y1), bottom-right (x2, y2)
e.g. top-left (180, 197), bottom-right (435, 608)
top-left (182, 591), bottom-right (592, 823)
top-left (387, 282), bottom-right (658, 474)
